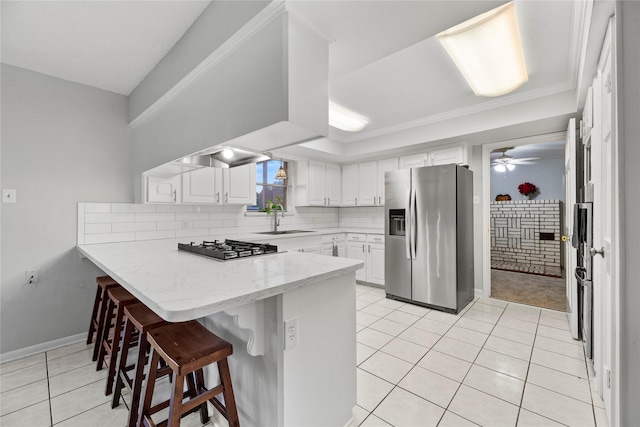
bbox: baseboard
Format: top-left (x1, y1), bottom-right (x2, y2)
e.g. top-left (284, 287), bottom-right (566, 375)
top-left (474, 287), bottom-right (485, 298)
top-left (0, 333), bottom-right (85, 364)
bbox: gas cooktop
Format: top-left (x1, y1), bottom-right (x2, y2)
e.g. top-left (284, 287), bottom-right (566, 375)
top-left (178, 239), bottom-right (278, 261)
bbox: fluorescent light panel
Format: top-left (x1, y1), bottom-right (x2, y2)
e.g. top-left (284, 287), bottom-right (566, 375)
top-left (329, 102), bottom-right (369, 132)
top-left (437, 2), bottom-right (528, 97)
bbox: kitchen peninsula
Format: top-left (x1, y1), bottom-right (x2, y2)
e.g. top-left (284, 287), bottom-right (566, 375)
top-left (77, 237), bottom-right (362, 426)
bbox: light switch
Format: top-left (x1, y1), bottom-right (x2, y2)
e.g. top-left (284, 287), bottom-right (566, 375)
top-left (2, 189), bottom-right (16, 203)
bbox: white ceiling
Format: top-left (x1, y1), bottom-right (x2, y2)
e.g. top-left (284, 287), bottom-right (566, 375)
top-left (1, 0), bottom-right (578, 158)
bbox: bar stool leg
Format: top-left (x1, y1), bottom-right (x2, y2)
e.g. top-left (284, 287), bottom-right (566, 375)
top-left (93, 292), bottom-right (112, 362)
top-left (111, 317), bottom-right (134, 409)
top-left (218, 358), bottom-right (240, 427)
top-left (169, 373), bottom-right (186, 426)
top-left (105, 303), bottom-right (127, 395)
top-left (139, 349), bottom-right (161, 427)
top-left (96, 298), bottom-right (115, 370)
top-left (86, 285), bottom-right (102, 345)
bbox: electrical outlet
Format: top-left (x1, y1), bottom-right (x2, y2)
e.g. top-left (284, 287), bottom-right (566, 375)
top-left (26, 270), bottom-right (39, 284)
top-left (182, 220), bottom-right (190, 229)
top-left (3, 189), bottom-right (16, 203)
top-left (284, 317), bottom-right (298, 350)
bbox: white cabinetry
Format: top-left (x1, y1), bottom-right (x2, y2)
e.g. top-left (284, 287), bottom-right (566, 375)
top-left (321, 233), bottom-right (346, 257)
top-left (342, 164), bottom-right (359, 206)
top-left (270, 235), bottom-right (322, 254)
top-left (357, 161), bottom-right (378, 205)
top-left (346, 233), bottom-right (367, 281)
top-left (147, 163), bottom-right (255, 205)
top-left (376, 158), bottom-right (398, 205)
top-left (400, 153), bottom-right (428, 169)
top-left (146, 175), bottom-right (180, 203)
top-left (366, 235), bottom-right (385, 285)
top-left (296, 161), bottom-right (341, 206)
top-left (430, 145), bottom-right (467, 166)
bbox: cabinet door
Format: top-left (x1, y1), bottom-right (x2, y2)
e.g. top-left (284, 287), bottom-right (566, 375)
top-left (377, 158), bottom-right (398, 205)
top-left (342, 164), bottom-right (359, 206)
top-left (224, 163), bottom-right (256, 205)
top-left (399, 153), bottom-right (427, 169)
top-left (147, 175), bottom-right (179, 203)
top-left (367, 242), bottom-right (385, 285)
top-left (347, 240), bottom-right (366, 281)
top-left (182, 168), bottom-right (222, 204)
top-left (325, 163), bottom-right (341, 206)
top-left (430, 145), bottom-right (466, 166)
top-left (358, 161), bottom-right (378, 206)
top-left (308, 160), bottom-right (326, 206)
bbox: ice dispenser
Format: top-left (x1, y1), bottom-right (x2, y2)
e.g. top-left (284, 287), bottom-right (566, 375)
top-left (389, 209), bottom-right (406, 236)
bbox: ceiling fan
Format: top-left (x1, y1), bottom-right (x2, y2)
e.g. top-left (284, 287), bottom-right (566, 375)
top-left (491, 148), bottom-right (539, 172)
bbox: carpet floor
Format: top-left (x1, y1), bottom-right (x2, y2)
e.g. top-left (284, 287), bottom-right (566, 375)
top-left (490, 268), bottom-right (566, 312)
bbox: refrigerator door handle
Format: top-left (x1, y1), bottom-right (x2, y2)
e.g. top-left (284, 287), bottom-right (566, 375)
top-left (405, 189), bottom-right (411, 260)
top-left (410, 188), bottom-right (417, 260)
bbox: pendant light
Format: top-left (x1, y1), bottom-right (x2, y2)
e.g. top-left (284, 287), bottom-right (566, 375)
top-left (274, 159), bottom-right (287, 180)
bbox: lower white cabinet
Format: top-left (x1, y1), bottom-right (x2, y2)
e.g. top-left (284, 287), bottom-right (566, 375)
top-left (269, 235), bottom-right (322, 254)
top-left (346, 233), bottom-right (384, 285)
top-left (321, 233), bottom-right (346, 257)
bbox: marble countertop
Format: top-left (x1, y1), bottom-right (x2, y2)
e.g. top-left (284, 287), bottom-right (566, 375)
top-left (78, 238), bottom-right (363, 322)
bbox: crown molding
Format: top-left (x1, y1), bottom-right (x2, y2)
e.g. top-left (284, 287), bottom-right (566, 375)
top-left (129, 1), bottom-right (287, 129)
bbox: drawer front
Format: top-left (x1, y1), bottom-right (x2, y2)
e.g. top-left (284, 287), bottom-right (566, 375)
top-left (347, 233), bottom-right (366, 242)
top-left (367, 234), bottom-right (384, 244)
top-left (321, 233), bottom-right (346, 244)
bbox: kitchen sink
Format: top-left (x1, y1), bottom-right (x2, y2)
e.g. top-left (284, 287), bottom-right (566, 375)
top-left (255, 230), bottom-right (314, 235)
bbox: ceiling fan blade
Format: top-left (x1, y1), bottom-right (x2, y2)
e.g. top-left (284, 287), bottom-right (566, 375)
top-left (512, 160), bottom-right (537, 165)
top-left (513, 157), bottom-right (540, 162)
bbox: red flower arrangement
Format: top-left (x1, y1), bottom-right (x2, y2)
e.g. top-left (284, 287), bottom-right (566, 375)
top-left (518, 182), bottom-right (537, 196)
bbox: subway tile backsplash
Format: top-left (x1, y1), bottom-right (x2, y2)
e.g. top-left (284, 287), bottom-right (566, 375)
top-left (78, 203), bottom-right (385, 245)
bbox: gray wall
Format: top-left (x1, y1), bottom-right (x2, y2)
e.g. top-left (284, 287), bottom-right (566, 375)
top-left (0, 65), bottom-right (133, 353)
top-left (490, 155), bottom-right (565, 201)
top-left (618, 0), bottom-right (640, 423)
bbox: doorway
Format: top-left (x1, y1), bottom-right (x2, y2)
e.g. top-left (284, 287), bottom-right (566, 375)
top-left (483, 136), bottom-right (567, 311)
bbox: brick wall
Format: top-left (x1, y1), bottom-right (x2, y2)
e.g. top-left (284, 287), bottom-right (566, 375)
top-left (490, 200), bottom-right (564, 268)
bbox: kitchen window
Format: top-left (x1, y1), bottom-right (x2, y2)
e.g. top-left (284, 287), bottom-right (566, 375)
top-left (248, 159), bottom-right (288, 211)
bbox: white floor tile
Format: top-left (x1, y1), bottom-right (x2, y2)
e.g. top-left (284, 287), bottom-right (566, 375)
top-left (474, 348), bottom-right (529, 380)
top-left (431, 337), bottom-right (481, 363)
top-left (383, 310), bottom-right (420, 326)
top-left (54, 401), bottom-right (129, 427)
top-left (444, 326), bottom-right (488, 347)
top-left (424, 310), bottom-right (459, 325)
top-left (379, 338), bottom-right (429, 364)
top-left (439, 410), bottom-right (479, 426)
top-left (373, 387), bottom-right (444, 427)
top-left (0, 362), bottom-right (47, 393)
top-left (47, 349), bottom-right (94, 377)
top-left (468, 302), bottom-right (505, 315)
top-left (359, 351), bottom-right (413, 384)
top-left (398, 365), bottom-right (460, 408)
top-left (360, 414), bottom-right (392, 427)
top-left (356, 369), bottom-right (394, 412)
top-left (463, 364), bottom-right (525, 405)
top-left (492, 325), bottom-right (536, 346)
top-left (594, 405), bottom-right (609, 427)
top-left (50, 380), bottom-right (111, 424)
top-left (463, 308), bottom-right (501, 324)
top-left (536, 324), bottom-right (578, 344)
top-left (357, 293), bottom-right (385, 304)
top-left (531, 348), bottom-right (588, 378)
top-left (356, 343), bottom-right (377, 366)
top-left (534, 335), bottom-right (585, 360)
top-left (361, 304), bottom-right (395, 317)
top-left (356, 311), bottom-right (381, 327)
top-left (0, 379), bottom-right (49, 416)
top-left (368, 318), bottom-right (408, 336)
top-left (484, 335), bottom-right (533, 361)
top-left (449, 385), bottom-right (519, 427)
top-left (497, 315), bottom-right (539, 334)
top-left (0, 400), bottom-right (50, 427)
top-left (397, 303), bottom-right (431, 316)
top-left (47, 342), bottom-right (93, 361)
top-left (521, 383), bottom-right (596, 427)
top-left (49, 363), bottom-right (108, 398)
top-left (527, 363), bottom-right (592, 403)
top-left (502, 309), bottom-right (540, 324)
top-left (517, 409), bottom-right (565, 426)
top-left (412, 317), bottom-right (452, 335)
top-left (476, 297), bottom-right (508, 308)
top-left (417, 350), bottom-right (471, 382)
top-left (356, 328), bottom-right (394, 350)
top-left (454, 317), bottom-right (494, 334)
top-left (356, 300), bottom-right (372, 311)
top-left (397, 326), bottom-right (441, 348)
top-left (538, 314), bottom-right (571, 331)
top-left (0, 353), bottom-right (46, 375)
top-left (352, 405), bottom-right (370, 426)
top-left (371, 298), bottom-right (405, 310)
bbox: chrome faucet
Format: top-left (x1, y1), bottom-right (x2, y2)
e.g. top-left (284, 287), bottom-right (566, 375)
top-left (273, 203), bottom-right (284, 232)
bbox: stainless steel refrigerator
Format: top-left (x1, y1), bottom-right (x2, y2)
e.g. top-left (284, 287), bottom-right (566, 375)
top-left (385, 164), bottom-right (474, 313)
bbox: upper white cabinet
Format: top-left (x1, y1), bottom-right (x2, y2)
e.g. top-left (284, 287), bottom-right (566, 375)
top-left (341, 164), bottom-right (359, 206)
top-left (147, 175), bottom-right (180, 203)
top-left (342, 158), bottom-right (398, 206)
top-left (430, 145), bottom-right (467, 166)
top-left (146, 163), bottom-right (255, 205)
top-left (399, 152), bottom-right (428, 169)
top-left (296, 160), bottom-right (342, 206)
top-left (400, 145), bottom-right (468, 169)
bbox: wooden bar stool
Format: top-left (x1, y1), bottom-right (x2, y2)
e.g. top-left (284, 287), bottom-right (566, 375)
top-left (139, 320), bottom-right (240, 427)
top-left (111, 303), bottom-right (167, 427)
top-left (96, 286), bottom-right (139, 396)
top-left (88, 276), bottom-right (120, 361)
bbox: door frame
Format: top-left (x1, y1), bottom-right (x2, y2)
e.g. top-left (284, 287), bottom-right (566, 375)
top-left (481, 131), bottom-right (567, 298)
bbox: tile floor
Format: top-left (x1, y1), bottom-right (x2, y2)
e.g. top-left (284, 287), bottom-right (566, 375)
top-left (0, 284), bottom-right (609, 427)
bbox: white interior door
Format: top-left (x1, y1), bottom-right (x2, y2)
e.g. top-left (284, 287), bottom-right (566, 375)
top-left (564, 118), bottom-right (578, 339)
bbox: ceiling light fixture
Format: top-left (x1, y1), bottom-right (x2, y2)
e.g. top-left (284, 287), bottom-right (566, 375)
top-left (274, 159), bottom-right (288, 180)
top-left (436, 2), bottom-right (528, 97)
top-left (329, 102), bottom-right (369, 132)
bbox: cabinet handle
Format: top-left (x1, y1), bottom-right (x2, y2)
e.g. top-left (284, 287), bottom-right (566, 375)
top-left (225, 193), bottom-right (229, 203)
top-left (328, 198), bottom-right (330, 205)
top-left (172, 190), bottom-right (177, 202)
top-left (355, 197), bottom-right (358, 205)
top-left (324, 197), bottom-right (327, 205)
top-left (368, 244), bottom-right (371, 253)
top-left (216, 192), bottom-right (220, 203)
top-left (362, 244), bottom-right (365, 252)
top-left (378, 196), bottom-right (382, 205)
